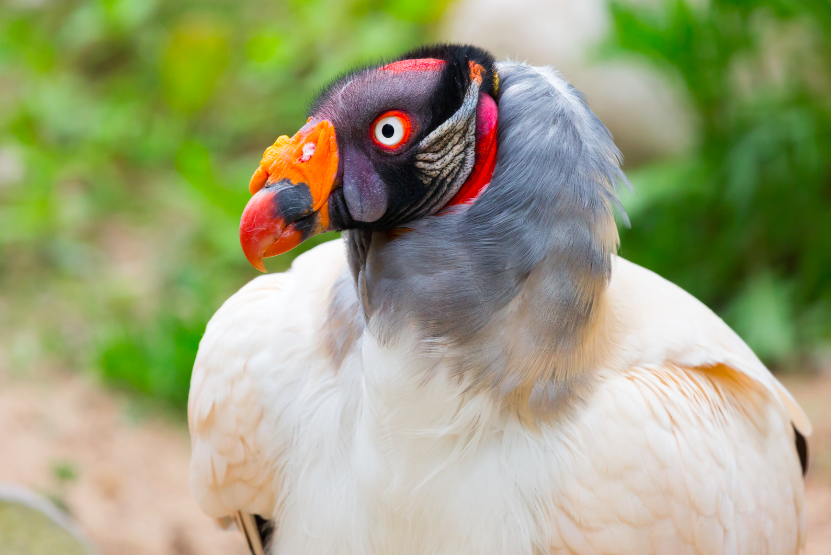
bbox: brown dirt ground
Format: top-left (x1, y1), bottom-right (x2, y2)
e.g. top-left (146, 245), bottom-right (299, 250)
top-left (0, 369), bottom-right (829, 554)
top-left (0, 370), bottom-right (248, 555)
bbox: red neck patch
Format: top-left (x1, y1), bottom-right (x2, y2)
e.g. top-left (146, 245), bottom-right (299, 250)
top-left (446, 93), bottom-right (498, 207)
top-left (381, 58), bottom-right (446, 74)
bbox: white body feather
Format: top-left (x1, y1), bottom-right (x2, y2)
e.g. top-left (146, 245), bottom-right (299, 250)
top-left (189, 239), bottom-right (808, 555)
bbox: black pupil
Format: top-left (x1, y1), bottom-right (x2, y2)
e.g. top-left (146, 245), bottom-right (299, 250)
top-left (381, 123), bottom-right (395, 139)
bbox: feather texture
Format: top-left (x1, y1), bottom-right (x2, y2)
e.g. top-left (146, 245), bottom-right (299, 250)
top-left (189, 60), bottom-right (809, 554)
top-left (189, 239), bottom-right (808, 555)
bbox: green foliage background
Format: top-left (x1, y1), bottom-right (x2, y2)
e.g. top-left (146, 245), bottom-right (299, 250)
top-left (0, 0), bottom-right (447, 408)
top-left (1, 0), bottom-right (829, 411)
top-left (608, 0), bottom-right (831, 367)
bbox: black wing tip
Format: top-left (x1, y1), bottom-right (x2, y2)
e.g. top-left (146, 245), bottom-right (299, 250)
top-left (794, 424), bottom-right (809, 477)
top-left (254, 514), bottom-right (275, 550)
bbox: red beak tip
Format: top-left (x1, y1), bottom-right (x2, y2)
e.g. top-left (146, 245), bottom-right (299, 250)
top-left (241, 246), bottom-right (268, 272)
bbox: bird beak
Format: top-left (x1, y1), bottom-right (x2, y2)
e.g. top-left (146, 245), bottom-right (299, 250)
top-left (240, 119), bottom-right (339, 271)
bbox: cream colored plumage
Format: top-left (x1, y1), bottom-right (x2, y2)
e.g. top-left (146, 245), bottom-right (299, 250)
top-left (189, 239), bottom-right (810, 555)
top-left (190, 52), bottom-right (810, 554)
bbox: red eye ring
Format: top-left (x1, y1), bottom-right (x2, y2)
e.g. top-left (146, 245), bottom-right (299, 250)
top-left (371, 110), bottom-right (413, 150)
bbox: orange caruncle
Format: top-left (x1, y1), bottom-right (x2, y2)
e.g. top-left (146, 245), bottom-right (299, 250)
top-left (248, 119), bottom-right (340, 214)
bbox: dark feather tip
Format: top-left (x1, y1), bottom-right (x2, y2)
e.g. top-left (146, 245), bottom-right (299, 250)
top-left (794, 424), bottom-right (808, 477)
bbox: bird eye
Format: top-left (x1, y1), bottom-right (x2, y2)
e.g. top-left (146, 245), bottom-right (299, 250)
top-left (371, 111), bottom-right (412, 150)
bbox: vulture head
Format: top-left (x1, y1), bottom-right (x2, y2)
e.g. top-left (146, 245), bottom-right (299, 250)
top-left (241, 45), bottom-right (499, 267)
top-left (240, 44), bottom-right (628, 409)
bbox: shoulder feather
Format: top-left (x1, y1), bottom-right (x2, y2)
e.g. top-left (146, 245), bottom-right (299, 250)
top-left (607, 256), bottom-right (811, 436)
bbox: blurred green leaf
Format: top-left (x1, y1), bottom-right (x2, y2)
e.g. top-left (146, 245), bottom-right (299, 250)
top-left (51, 461), bottom-right (78, 484)
top-left (724, 273), bottom-right (795, 362)
top-left (161, 18), bottom-right (229, 114)
top-left (97, 314), bottom-right (205, 408)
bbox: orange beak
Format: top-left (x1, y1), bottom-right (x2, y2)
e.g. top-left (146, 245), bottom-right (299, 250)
top-left (240, 119), bottom-right (339, 271)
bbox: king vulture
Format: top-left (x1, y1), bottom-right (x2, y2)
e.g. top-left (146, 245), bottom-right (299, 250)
top-left (188, 44), bottom-right (811, 555)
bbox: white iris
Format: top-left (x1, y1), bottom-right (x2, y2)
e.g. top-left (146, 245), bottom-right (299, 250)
top-left (373, 116), bottom-right (405, 147)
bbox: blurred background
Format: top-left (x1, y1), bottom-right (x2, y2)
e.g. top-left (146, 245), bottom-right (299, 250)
top-left (0, 0), bottom-right (829, 553)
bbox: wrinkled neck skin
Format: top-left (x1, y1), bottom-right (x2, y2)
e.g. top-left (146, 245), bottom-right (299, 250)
top-left (343, 62), bottom-right (627, 415)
